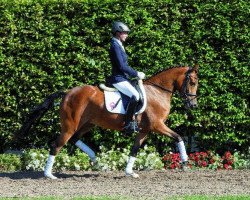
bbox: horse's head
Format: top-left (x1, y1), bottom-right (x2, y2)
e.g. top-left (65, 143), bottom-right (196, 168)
top-left (177, 65), bottom-right (199, 109)
top-left (146, 65), bottom-right (199, 109)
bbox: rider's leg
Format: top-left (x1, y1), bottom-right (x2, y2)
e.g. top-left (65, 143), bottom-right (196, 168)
top-left (113, 81), bottom-right (140, 133)
top-left (113, 81), bottom-right (140, 101)
top-left (124, 95), bottom-right (139, 130)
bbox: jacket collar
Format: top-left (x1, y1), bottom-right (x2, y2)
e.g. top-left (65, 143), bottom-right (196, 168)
top-left (112, 37), bottom-right (125, 52)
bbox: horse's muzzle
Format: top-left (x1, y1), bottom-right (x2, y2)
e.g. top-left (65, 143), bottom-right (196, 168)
top-left (185, 101), bottom-right (198, 109)
top-left (190, 103), bottom-right (198, 109)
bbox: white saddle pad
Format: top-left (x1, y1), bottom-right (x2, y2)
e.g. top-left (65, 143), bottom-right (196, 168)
top-left (103, 80), bottom-right (147, 115)
top-left (104, 91), bottom-right (126, 114)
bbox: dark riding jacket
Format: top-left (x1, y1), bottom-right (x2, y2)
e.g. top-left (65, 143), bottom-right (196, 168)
top-left (109, 38), bottom-right (138, 84)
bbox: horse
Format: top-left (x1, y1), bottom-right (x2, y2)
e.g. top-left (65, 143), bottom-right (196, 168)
top-left (16, 65), bottom-right (199, 179)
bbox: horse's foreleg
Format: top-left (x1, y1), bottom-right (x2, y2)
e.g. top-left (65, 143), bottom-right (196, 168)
top-left (154, 123), bottom-right (188, 166)
top-left (125, 132), bottom-right (148, 178)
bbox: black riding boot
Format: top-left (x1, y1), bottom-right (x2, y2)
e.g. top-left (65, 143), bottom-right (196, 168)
top-left (124, 96), bottom-right (139, 134)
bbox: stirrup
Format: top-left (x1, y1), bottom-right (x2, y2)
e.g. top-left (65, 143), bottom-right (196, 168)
top-left (123, 121), bottom-right (139, 134)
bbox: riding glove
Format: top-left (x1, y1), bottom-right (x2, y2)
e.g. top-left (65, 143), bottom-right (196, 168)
top-left (137, 72), bottom-right (146, 79)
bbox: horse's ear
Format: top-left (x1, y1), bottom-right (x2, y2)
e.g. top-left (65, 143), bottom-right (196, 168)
top-left (193, 64), bottom-right (199, 73)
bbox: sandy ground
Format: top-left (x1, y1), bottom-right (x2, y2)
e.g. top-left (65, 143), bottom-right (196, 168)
top-left (0, 170), bottom-right (249, 199)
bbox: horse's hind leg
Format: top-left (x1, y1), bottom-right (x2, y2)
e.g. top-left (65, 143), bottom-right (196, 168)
top-left (68, 123), bottom-right (96, 164)
top-left (44, 127), bottom-right (75, 179)
top-left (44, 123), bottom-right (95, 179)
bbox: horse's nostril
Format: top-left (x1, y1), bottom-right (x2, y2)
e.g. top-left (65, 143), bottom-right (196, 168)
top-left (192, 104), bottom-right (198, 108)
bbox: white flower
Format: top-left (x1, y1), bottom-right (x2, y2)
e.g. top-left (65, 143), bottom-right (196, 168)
top-left (34, 160), bottom-right (40, 168)
top-left (40, 154), bottom-right (44, 158)
top-left (139, 152), bottom-right (146, 157)
top-left (30, 152), bottom-right (37, 158)
top-left (26, 164), bottom-right (31, 170)
top-left (102, 164), bottom-right (109, 171)
top-left (74, 163), bottom-right (80, 170)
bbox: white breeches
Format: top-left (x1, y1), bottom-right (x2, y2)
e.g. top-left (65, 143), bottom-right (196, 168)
top-left (113, 81), bottom-right (140, 101)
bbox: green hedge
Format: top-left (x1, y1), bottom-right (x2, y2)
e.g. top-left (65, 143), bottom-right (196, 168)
top-left (0, 0), bottom-right (249, 153)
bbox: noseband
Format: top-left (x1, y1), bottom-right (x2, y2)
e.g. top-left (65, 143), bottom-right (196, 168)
top-left (146, 68), bottom-right (198, 103)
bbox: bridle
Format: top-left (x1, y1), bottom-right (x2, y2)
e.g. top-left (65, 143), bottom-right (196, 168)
top-left (146, 68), bottom-right (198, 103)
top-left (181, 71), bottom-right (198, 105)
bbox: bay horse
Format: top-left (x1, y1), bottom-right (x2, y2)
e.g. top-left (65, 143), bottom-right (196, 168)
top-left (16, 65), bottom-right (199, 179)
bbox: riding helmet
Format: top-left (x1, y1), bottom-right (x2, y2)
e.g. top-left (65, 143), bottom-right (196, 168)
top-left (111, 21), bottom-right (130, 34)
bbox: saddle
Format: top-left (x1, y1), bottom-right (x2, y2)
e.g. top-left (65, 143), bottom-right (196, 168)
top-left (99, 80), bottom-right (147, 115)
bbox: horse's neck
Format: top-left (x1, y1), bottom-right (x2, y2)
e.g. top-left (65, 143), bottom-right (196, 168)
top-left (143, 68), bottom-right (186, 104)
top-left (144, 73), bottom-right (176, 103)
top-left (145, 74), bottom-right (176, 93)
top-left (145, 67), bottom-right (187, 92)
top-left (143, 83), bottom-right (173, 116)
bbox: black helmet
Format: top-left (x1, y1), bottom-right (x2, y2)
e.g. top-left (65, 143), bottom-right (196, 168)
top-left (112, 21), bottom-right (130, 34)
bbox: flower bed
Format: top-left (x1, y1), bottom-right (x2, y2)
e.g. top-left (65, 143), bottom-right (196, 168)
top-left (1, 146), bottom-right (249, 172)
top-left (162, 151), bottom-right (249, 170)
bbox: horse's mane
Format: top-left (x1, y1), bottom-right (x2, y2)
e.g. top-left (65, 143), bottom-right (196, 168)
top-left (146, 65), bottom-right (189, 80)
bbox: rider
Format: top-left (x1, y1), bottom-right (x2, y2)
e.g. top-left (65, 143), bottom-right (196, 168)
top-left (108, 21), bottom-right (145, 134)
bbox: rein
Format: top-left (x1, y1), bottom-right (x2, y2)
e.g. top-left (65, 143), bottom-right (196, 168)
top-left (146, 80), bottom-right (174, 94)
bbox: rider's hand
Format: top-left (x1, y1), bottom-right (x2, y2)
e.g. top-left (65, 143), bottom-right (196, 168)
top-left (137, 72), bottom-right (146, 79)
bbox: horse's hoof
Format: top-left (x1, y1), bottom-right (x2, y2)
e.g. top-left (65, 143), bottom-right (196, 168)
top-left (90, 161), bottom-right (100, 171)
top-left (44, 173), bottom-right (58, 179)
top-left (181, 161), bottom-right (190, 172)
top-left (125, 172), bottom-right (139, 178)
top-left (182, 165), bottom-right (189, 172)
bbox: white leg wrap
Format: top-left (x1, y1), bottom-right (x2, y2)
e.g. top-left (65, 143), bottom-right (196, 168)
top-left (125, 156), bottom-right (136, 174)
top-left (125, 156), bottom-right (139, 178)
top-left (44, 155), bottom-right (57, 179)
top-left (75, 140), bottom-right (96, 162)
top-left (177, 141), bottom-right (188, 162)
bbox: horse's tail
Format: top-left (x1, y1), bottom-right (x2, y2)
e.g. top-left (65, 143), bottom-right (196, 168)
top-left (14, 91), bottom-right (66, 140)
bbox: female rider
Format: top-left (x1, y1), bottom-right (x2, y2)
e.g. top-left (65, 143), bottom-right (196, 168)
top-left (108, 21), bottom-right (145, 134)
